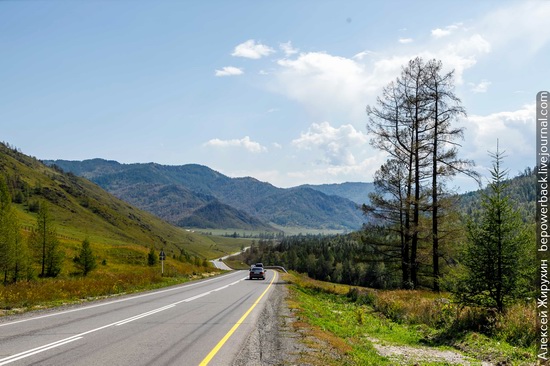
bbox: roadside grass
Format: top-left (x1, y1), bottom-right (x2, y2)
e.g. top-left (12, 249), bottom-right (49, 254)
top-left (223, 259), bottom-right (250, 270)
top-left (0, 233), bottom-right (229, 315)
top-left (200, 235), bottom-right (251, 258)
top-left (0, 264), bottom-right (220, 315)
top-left (283, 272), bottom-right (536, 366)
top-left (2, 220), bottom-right (246, 316)
top-left (1, 149), bottom-right (247, 316)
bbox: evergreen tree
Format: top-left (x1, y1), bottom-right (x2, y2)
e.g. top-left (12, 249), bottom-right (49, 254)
top-left (74, 238), bottom-right (97, 276)
top-left (455, 146), bottom-right (529, 312)
top-left (30, 201), bottom-right (64, 277)
top-left (0, 176), bottom-right (27, 283)
top-left (147, 246), bottom-right (157, 266)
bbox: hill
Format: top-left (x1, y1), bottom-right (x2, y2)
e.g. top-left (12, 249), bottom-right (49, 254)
top-left (298, 182), bottom-right (375, 205)
top-left (45, 159), bottom-right (365, 231)
top-left (458, 166), bottom-right (535, 222)
top-left (0, 143), bottom-right (240, 261)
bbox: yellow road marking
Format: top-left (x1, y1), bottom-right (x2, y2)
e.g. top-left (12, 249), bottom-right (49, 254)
top-left (198, 271), bottom-right (277, 366)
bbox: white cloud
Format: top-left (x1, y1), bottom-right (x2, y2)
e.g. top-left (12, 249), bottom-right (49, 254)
top-left (352, 50), bottom-right (375, 60)
top-left (449, 34), bottom-right (491, 56)
top-left (480, 1), bottom-right (550, 56)
top-left (292, 122), bottom-right (369, 166)
top-left (215, 66), bottom-right (244, 77)
top-left (280, 41), bottom-right (299, 56)
top-left (431, 23), bottom-right (463, 38)
top-left (398, 38), bottom-right (413, 44)
top-left (463, 103), bottom-right (535, 176)
top-left (469, 79), bottom-right (491, 93)
top-left (204, 136), bottom-right (267, 153)
top-left (285, 152), bottom-right (385, 188)
top-left (432, 28), bottom-right (451, 39)
top-left (232, 39), bottom-right (275, 59)
top-left (275, 52), bottom-right (371, 119)
top-left (272, 28), bottom-right (491, 122)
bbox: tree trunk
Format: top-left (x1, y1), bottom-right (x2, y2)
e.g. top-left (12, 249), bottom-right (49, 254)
top-left (432, 85), bottom-right (440, 292)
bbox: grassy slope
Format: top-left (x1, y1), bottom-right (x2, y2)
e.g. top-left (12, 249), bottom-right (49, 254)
top-left (2, 144), bottom-right (245, 259)
top-left (0, 144), bottom-right (247, 312)
top-left (284, 273), bottom-right (535, 366)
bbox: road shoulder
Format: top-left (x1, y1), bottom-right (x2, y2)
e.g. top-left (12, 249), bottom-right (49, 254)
top-left (231, 278), bottom-right (304, 366)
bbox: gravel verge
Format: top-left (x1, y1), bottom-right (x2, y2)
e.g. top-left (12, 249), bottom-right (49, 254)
top-left (231, 279), bottom-right (307, 366)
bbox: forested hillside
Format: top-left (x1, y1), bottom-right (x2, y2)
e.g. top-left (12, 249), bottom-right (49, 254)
top-left (244, 167), bottom-right (536, 290)
top-left (46, 159), bottom-right (365, 231)
top-left (460, 166), bottom-right (535, 222)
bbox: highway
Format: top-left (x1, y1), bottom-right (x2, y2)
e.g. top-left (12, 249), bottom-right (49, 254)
top-left (0, 270), bottom-right (277, 366)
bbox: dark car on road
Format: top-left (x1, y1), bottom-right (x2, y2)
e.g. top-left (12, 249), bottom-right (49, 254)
top-left (249, 265), bottom-right (265, 280)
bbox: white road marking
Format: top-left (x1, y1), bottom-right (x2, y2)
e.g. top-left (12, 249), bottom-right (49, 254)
top-left (0, 276), bottom-right (247, 365)
top-left (0, 337), bottom-right (83, 366)
top-left (0, 271), bottom-right (244, 328)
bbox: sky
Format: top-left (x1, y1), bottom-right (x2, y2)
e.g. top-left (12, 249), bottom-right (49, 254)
top-left (0, 1), bottom-right (547, 193)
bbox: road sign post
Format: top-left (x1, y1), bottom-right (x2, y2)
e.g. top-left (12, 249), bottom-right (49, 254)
top-left (159, 249), bottom-right (166, 275)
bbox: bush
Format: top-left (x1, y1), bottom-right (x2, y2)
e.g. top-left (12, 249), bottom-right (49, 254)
top-left (347, 287), bottom-right (376, 306)
top-left (494, 302), bottom-right (536, 348)
top-left (452, 306), bottom-right (496, 334)
top-left (28, 200), bottom-right (40, 213)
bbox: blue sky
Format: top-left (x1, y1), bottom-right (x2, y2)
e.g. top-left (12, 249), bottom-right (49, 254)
top-left (1, 1), bottom-right (546, 192)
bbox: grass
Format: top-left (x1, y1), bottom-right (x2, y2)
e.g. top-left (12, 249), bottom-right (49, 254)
top-left (0, 227), bottom-right (246, 314)
top-left (283, 272), bottom-right (536, 366)
top-left (0, 238), bottom-right (224, 314)
top-left (0, 147), bottom-right (249, 316)
top-left (190, 228), bottom-right (281, 237)
top-left (190, 225), bottom-right (346, 237)
top-left (269, 223), bottom-right (347, 236)
top-left (223, 258), bottom-right (250, 270)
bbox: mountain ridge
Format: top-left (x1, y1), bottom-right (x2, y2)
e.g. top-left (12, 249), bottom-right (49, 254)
top-left (298, 182), bottom-right (375, 205)
top-left (0, 143), bottom-right (227, 259)
top-left (46, 159), bottom-right (367, 231)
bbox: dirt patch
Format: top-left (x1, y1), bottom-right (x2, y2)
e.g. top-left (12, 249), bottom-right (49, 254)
top-left (231, 278), bottom-right (498, 366)
top-left (368, 337), bottom-right (492, 365)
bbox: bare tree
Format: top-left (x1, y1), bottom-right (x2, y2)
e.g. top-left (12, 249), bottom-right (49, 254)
top-left (423, 59), bottom-right (479, 291)
top-left (367, 57), bottom-right (433, 288)
top-left (366, 57), bottom-right (477, 289)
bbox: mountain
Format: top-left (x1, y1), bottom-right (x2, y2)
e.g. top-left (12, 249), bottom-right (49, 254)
top-left (178, 201), bottom-right (270, 230)
top-left (251, 187), bottom-right (364, 229)
top-left (45, 159), bottom-right (365, 231)
top-left (299, 182), bottom-right (375, 205)
top-left (44, 160), bottom-right (276, 231)
top-left (0, 143), bottom-right (226, 259)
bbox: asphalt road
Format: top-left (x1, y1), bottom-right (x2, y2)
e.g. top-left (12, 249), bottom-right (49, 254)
top-left (0, 270), bottom-right (277, 366)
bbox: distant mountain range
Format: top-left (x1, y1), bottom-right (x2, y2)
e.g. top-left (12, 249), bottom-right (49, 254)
top-left (45, 159), bottom-right (375, 231)
top-left (298, 182), bottom-right (375, 206)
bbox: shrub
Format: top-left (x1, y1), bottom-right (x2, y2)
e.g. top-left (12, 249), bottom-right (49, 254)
top-left (347, 287), bottom-right (376, 306)
top-left (494, 302), bottom-right (536, 348)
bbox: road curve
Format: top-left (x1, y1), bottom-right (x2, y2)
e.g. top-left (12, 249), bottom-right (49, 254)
top-left (0, 270), bottom-right (278, 366)
top-left (210, 259), bottom-right (233, 271)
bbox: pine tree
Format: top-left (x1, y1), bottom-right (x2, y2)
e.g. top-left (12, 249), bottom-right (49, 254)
top-left (74, 238), bottom-right (97, 276)
top-left (147, 246), bottom-right (157, 266)
top-left (455, 146), bottom-right (529, 312)
top-left (30, 201), bottom-right (64, 277)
